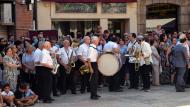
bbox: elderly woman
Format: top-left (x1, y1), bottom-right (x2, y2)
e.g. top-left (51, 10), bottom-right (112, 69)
top-left (150, 39), bottom-right (160, 86)
top-left (22, 45), bottom-right (35, 90)
top-left (3, 47), bottom-right (21, 91)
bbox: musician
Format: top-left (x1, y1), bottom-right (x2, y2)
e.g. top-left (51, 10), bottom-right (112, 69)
top-left (33, 41), bottom-right (44, 100)
top-left (57, 39), bottom-right (77, 94)
top-left (104, 36), bottom-right (122, 92)
top-left (50, 45), bottom-right (60, 97)
top-left (137, 35), bottom-right (152, 92)
top-left (87, 36), bottom-right (100, 100)
top-left (39, 41), bottom-right (53, 103)
top-left (77, 36), bottom-right (91, 94)
top-left (127, 33), bottom-right (141, 89)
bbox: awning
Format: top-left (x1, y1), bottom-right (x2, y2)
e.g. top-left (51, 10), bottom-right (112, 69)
top-left (42, 0), bottom-right (137, 3)
top-left (146, 18), bottom-right (176, 30)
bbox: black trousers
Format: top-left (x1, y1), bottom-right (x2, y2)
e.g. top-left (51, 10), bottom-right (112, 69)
top-left (35, 66), bottom-right (43, 100)
top-left (58, 65), bottom-right (76, 94)
top-left (108, 70), bottom-right (120, 91)
top-left (52, 73), bottom-right (59, 95)
top-left (129, 63), bottom-right (139, 88)
top-left (39, 66), bottom-right (52, 101)
top-left (90, 62), bottom-right (99, 97)
top-left (119, 64), bottom-right (127, 86)
top-left (75, 60), bottom-right (90, 93)
top-left (140, 64), bottom-right (151, 89)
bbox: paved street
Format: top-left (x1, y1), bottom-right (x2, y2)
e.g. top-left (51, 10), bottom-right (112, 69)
top-left (34, 85), bottom-right (190, 107)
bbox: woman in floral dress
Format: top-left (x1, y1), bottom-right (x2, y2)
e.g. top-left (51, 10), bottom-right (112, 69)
top-left (3, 47), bottom-right (21, 91)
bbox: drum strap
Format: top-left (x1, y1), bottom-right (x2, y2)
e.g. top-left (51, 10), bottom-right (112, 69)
top-left (89, 46), bottom-right (104, 53)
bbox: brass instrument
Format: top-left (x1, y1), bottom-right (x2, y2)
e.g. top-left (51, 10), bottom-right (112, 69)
top-left (128, 42), bottom-right (141, 71)
top-left (51, 53), bottom-right (60, 75)
top-left (80, 65), bottom-right (90, 75)
top-left (66, 49), bottom-right (76, 74)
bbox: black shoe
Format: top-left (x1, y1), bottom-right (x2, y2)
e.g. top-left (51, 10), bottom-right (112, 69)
top-left (114, 89), bottom-right (123, 92)
top-left (134, 87), bottom-right (139, 90)
top-left (128, 87), bottom-right (134, 89)
top-left (49, 98), bottom-right (55, 101)
top-left (43, 100), bottom-right (52, 103)
top-left (53, 93), bottom-right (60, 97)
top-left (176, 89), bottom-right (185, 92)
top-left (80, 91), bottom-right (85, 94)
top-left (91, 96), bottom-right (99, 100)
top-left (72, 92), bottom-right (77, 94)
top-left (140, 88), bottom-right (145, 91)
top-left (144, 89), bottom-right (150, 92)
top-left (95, 95), bottom-right (101, 98)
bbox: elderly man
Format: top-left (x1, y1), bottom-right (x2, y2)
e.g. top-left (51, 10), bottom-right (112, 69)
top-left (137, 35), bottom-right (152, 92)
top-left (87, 36), bottom-right (100, 100)
top-left (39, 41), bottom-right (54, 103)
top-left (173, 34), bottom-right (190, 92)
top-left (57, 39), bottom-right (77, 95)
top-left (77, 36), bottom-right (91, 94)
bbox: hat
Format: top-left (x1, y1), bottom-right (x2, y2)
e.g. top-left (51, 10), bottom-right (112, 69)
top-left (136, 35), bottom-right (144, 41)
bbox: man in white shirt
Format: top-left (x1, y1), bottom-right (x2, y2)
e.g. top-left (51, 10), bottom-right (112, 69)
top-left (103, 36), bottom-right (122, 92)
top-left (87, 36), bottom-right (100, 100)
top-left (127, 33), bottom-right (141, 89)
top-left (39, 41), bottom-right (53, 103)
top-left (57, 39), bottom-right (77, 95)
top-left (77, 36), bottom-right (91, 93)
top-left (137, 35), bottom-right (152, 92)
top-left (33, 41), bottom-right (44, 100)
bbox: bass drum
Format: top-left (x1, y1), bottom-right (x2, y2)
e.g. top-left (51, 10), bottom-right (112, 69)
top-left (98, 52), bottom-right (121, 76)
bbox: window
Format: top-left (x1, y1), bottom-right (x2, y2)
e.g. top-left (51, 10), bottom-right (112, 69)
top-left (55, 3), bottom-right (97, 13)
top-left (102, 3), bottom-right (127, 13)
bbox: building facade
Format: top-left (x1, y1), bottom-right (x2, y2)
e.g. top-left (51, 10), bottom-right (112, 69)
top-left (137, 0), bottom-right (190, 33)
top-left (0, 0), bottom-right (33, 39)
top-left (37, 0), bottom-right (137, 36)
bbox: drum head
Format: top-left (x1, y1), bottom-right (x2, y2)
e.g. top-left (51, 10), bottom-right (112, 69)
top-left (98, 53), bottom-right (120, 76)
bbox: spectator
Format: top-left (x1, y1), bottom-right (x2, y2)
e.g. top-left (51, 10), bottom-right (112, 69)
top-left (1, 84), bottom-right (15, 107)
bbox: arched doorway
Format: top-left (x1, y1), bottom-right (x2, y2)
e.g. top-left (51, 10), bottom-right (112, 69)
top-left (146, 3), bottom-right (179, 34)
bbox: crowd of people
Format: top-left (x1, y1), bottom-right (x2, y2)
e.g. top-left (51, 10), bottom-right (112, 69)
top-left (0, 25), bottom-right (189, 106)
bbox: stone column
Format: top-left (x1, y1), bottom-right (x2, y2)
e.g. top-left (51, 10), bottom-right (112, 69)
top-left (100, 18), bottom-right (108, 31)
top-left (137, 0), bottom-right (146, 34)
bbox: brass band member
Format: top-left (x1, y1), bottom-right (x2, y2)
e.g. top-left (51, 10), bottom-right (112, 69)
top-left (103, 36), bottom-right (122, 92)
top-left (57, 40), bottom-right (77, 95)
top-left (77, 36), bottom-right (91, 94)
top-left (127, 33), bottom-right (141, 89)
top-left (39, 41), bottom-right (53, 103)
top-left (87, 36), bottom-right (100, 100)
top-left (137, 35), bottom-right (153, 92)
top-left (33, 41), bottom-right (44, 100)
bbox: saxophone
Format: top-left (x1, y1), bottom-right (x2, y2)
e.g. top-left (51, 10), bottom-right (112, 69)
top-left (66, 50), bottom-right (76, 74)
top-left (51, 53), bottom-right (60, 75)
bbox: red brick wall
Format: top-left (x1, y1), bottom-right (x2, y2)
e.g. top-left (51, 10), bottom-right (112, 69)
top-left (15, 0), bottom-right (33, 39)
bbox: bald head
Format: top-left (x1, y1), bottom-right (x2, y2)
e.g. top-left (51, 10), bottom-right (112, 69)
top-left (43, 41), bottom-right (51, 50)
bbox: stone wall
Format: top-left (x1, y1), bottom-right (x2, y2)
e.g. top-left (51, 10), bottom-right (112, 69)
top-left (137, 0), bottom-right (190, 33)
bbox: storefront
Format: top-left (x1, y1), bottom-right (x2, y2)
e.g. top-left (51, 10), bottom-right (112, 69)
top-left (37, 0), bottom-right (137, 37)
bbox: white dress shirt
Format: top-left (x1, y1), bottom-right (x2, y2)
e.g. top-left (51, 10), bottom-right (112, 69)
top-left (57, 47), bottom-right (76, 65)
top-left (104, 41), bottom-right (118, 52)
top-left (127, 40), bottom-right (141, 63)
top-left (33, 48), bottom-right (42, 66)
top-left (77, 43), bottom-right (89, 61)
top-left (40, 49), bottom-right (53, 66)
top-left (88, 44), bottom-right (98, 62)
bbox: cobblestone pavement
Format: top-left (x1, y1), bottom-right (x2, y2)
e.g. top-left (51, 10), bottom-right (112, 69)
top-left (34, 85), bottom-right (190, 107)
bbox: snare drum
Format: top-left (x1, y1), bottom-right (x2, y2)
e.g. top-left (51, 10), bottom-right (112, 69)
top-left (98, 52), bottom-right (121, 76)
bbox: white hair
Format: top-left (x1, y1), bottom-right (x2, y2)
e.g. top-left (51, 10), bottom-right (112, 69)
top-left (179, 33), bottom-right (186, 40)
top-left (91, 36), bottom-right (99, 42)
